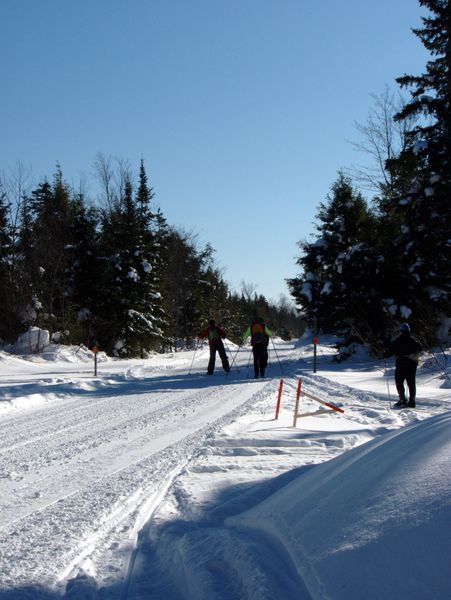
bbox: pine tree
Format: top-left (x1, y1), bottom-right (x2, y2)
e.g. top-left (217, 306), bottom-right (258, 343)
top-left (161, 228), bottom-right (203, 347)
top-left (64, 193), bottom-right (101, 347)
top-left (0, 184), bottom-right (14, 342)
top-left (0, 181), bottom-right (36, 343)
top-left (392, 0), bottom-right (451, 341)
top-left (134, 160), bottom-right (168, 351)
top-left (159, 230), bottom-right (230, 348)
top-left (97, 162), bottom-right (167, 356)
top-left (288, 173), bottom-right (377, 341)
top-left (22, 167), bottom-right (75, 339)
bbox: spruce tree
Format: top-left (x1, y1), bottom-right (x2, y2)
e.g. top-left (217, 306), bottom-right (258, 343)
top-left (288, 173), bottom-right (377, 342)
top-left (97, 162), bottom-right (167, 356)
top-left (161, 228), bottom-right (203, 347)
top-left (65, 193), bottom-right (101, 347)
top-left (0, 185), bottom-right (14, 342)
top-left (134, 160), bottom-right (168, 351)
top-left (392, 0), bottom-right (451, 341)
top-left (22, 167), bottom-right (74, 339)
top-left (160, 230), bottom-right (230, 348)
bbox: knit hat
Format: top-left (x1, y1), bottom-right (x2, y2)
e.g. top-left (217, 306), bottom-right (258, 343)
top-left (400, 323), bottom-right (410, 332)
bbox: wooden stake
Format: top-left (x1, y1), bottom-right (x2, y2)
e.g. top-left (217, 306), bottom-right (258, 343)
top-left (300, 389), bottom-right (344, 413)
top-left (292, 378), bottom-right (302, 427)
top-left (275, 379), bottom-right (284, 419)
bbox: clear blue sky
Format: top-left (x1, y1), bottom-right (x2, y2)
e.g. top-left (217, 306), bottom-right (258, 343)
top-left (1, 0), bottom-right (428, 302)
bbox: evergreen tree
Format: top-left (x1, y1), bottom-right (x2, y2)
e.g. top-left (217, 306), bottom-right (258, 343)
top-left (0, 182), bottom-right (39, 343)
top-left (0, 184), bottom-right (14, 342)
top-left (288, 173), bottom-right (377, 341)
top-left (134, 160), bottom-right (168, 351)
top-left (97, 162), bottom-right (167, 356)
top-left (391, 0), bottom-right (451, 341)
top-left (1, 156), bottom-right (305, 354)
top-left (161, 228), bottom-right (206, 347)
top-left (159, 229), bottom-right (232, 348)
top-left (65, 193), bottom-right (101, 347)
top-left (22, 167), bottom-right (75, 339)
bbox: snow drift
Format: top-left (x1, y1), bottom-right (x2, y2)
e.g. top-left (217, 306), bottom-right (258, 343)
top-left (229, 412), bottom-right (451, 600)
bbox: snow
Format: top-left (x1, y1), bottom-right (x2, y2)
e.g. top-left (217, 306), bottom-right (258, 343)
top-left (127, 268), bottom-right (139, 281)
top-left (399, 305), bottom-right (412, 319)
top-left (320, 281), bottom-right (332, 295)
top-left (413, 140), bottom-right (428, 154)
top-left (0, 336), bottom-right (449, 599)
top-left (300, 283), bottom-right (313, 302)
top-left (6, 327), bottom-right (51, 354)
top-left (141, 260), bottom-right (152, 273)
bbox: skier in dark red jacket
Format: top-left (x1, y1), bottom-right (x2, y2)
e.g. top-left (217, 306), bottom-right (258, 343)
top-left (390, 323), bottom-right (422, 408)
top-left (198, 319), bottom-right (230, 375)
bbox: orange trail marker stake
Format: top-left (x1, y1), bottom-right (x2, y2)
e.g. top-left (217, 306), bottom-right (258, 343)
top-left (300, 389), bottom-right (344, 413)
top-left (92, 345), bottom-right (99, 376)
top-left (292, 378), bottom-right (302, 427)
top-left (275, 379), bottom-right (284, 419)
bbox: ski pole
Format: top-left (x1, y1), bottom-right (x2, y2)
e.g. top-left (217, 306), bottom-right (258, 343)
top-left (423, 344), bottom-right (450, 381)
top-left (383, 357), bottom-right (392, 408)
top-left (223, 340), bottom-right (236, 375)
top-left (246, 348), bottom-right (253, 378)
top-left (224, 339), bottom-right (232, 362)
top-left (188, 340), bottom-right (199, 375)
top-left (228, 343), bottom-right (242, 373)
top-left (270, 338), bottom-right (284, 374)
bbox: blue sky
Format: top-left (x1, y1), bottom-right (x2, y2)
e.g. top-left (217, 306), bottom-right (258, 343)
top-left (1, 1), bottom-right (429, 302)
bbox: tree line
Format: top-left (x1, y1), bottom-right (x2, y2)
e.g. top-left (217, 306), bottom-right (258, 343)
top-left (288, 0), bottom-right (450, 354)
top-left (0, 157), bottom-right (303, 356)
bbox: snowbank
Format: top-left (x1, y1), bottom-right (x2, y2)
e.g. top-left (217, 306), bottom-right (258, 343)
top-left (229, 412), bottom-right (451, 600)
top-left (5, 326), bottom-right (50, 354)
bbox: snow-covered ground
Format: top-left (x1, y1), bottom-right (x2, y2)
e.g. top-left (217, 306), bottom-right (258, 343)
top-left (0, 335), bottom-right (449, 599)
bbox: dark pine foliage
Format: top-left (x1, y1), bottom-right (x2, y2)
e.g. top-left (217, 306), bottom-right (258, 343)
top-left (0, 161), bottom-right (303, 355)
top-left (289, 1), bottom-right (450, 353)
top-left (288, 173), bottom-right (380, 346)
top-left (391, 0), bottom-right (451, 341)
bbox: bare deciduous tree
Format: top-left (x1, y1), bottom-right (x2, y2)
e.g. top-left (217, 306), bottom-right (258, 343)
top-left (93, 153), bottom-right (133, 211)
top-left (347, 87), bottom-right (415, 194)
top-left (1, 161), bottom-right (33, 236)
top-left (240, 281), bottom-right (258, 301)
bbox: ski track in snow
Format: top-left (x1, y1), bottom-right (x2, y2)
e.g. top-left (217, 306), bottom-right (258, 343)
top-left (0, 345), bottom-right (284, 597)
top-left (0, 340), bottom-right (447, 599)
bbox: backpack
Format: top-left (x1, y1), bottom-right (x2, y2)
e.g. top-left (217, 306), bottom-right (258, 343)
top-left (209, 327), bottom-right (220, 341)
top-left (251, 322), bottom-right (265, 344)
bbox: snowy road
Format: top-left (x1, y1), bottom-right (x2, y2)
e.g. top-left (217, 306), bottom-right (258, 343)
top-left (0, 338), bottom-right (449, 599)
top-left (0, 346), bottom-right (282, 596)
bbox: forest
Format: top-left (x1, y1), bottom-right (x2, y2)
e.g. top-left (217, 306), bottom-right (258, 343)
top-left (289, 0), bottom-right (450, 354)
top-left (0, 156), bottom-right (303, 356)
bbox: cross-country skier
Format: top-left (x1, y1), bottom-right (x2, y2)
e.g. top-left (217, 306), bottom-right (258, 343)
top-left (242, 317), bottom-right (272, 378)
top-left (198, 319), bottom-right (230, 375)
top-left (390, 323), bottom-right (422, 408)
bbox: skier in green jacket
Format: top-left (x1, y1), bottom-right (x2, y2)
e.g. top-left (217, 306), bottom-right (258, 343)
top-left (242, 318), bottom-right (272, 378)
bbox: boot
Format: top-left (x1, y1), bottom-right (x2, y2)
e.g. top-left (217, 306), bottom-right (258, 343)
top-left (393, 399), bottom-right (407, 408)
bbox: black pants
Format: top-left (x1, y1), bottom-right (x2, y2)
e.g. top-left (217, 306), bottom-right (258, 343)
top-left (207, 343), bottom-right (230, 374)
top-left (395, 358), bottom-right (418, 403)
top-left (252, 344), bottom-right (268, 377)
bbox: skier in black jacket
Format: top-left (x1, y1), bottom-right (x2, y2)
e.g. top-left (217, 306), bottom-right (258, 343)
top-left (390, 323), bottom-right (422, 408)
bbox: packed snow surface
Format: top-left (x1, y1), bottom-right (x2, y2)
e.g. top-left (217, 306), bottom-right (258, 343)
top-left (0, 335), bottom-right (449, 599)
